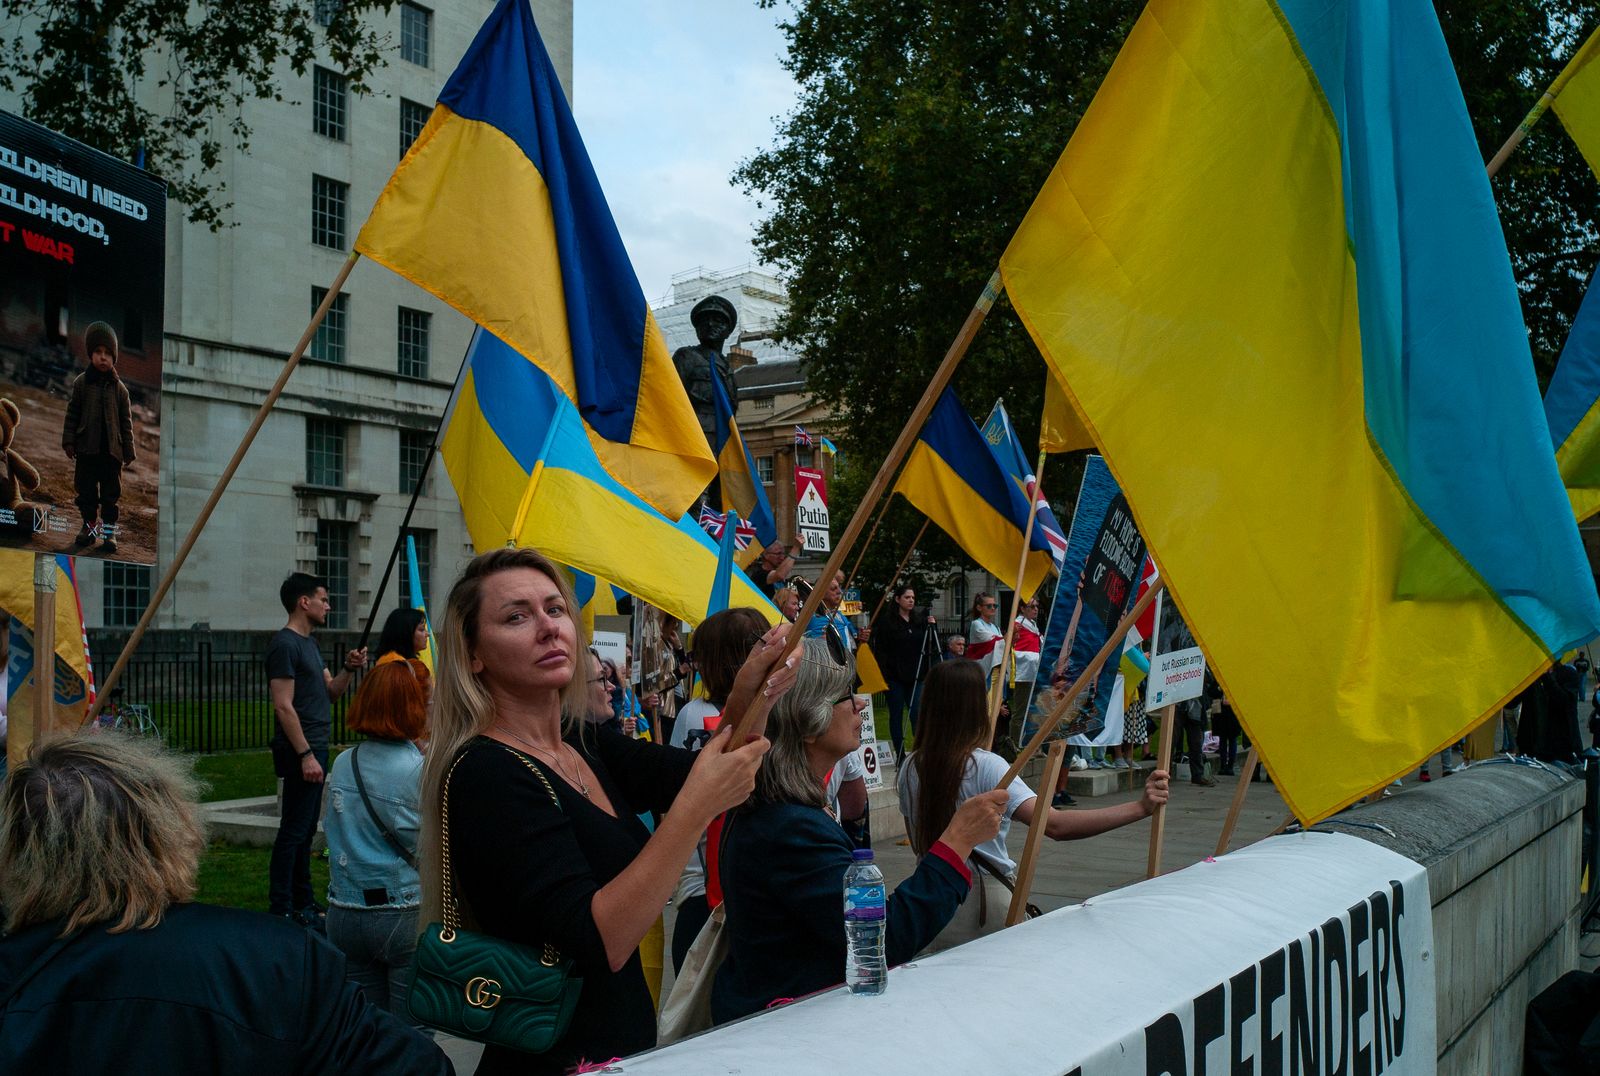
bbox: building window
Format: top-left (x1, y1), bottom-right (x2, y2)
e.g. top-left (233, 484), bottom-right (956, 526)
top-left (311, 175), bottom-right (348, 249)
top-left (313, 67), bottom-right (348, 141)
top-left (399, 428), bottom-right (432, 494)
top-left (753, 396), bottom-right (774, 411)
top-left (316, 520), bottom-right (353, 629)
top-left (950, 574), bottom-right (969, 622)
top-left (398, 528), bottom-right (434, 610)
top-left (102, 562), bottom-right (152, 628)
top-left (310, 288), bottom-right (349, 363)
top-left (400, 2), bottom-right (432, 66)
top-left (397, 306), bottom-right (431, 378)
top-left (306, 417), bottom-right (346, 487)
top-left (796, 447), bottom-right (813, 469)
top-left (314, 0), bottom-right (342, 26)
top-left (399, 98), bottom-right (430, 158)
top-left (756, 455), bottom-right (774, 485)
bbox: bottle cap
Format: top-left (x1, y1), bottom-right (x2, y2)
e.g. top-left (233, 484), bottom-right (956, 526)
top-left (851, 848), bottom-right (874, 862)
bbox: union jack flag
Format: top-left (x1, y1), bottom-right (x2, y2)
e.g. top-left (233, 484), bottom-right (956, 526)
top-left (794, 425), bottom-right (813, 447)
top-left (698, 504), bottom-right (756, 549)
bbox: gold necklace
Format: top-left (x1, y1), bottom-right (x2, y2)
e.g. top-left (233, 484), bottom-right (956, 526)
top-left (496, 727), bottom-right (591, 799)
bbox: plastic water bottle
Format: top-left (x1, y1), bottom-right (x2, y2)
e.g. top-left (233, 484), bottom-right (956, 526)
top-left (843, 847), bottom-right (887, 995)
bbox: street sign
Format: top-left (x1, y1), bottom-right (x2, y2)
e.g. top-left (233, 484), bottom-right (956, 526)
top-left (795, 466), bottom-right (830, 552)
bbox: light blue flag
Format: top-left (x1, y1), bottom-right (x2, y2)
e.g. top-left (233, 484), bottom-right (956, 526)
top-left (706, 510), bottom-right (740, 619)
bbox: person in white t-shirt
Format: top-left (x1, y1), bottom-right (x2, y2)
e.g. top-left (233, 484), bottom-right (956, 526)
top-left (823, 730), bottom-right (869, 847)
top-left (899, 659), bottom-right (1169, 953)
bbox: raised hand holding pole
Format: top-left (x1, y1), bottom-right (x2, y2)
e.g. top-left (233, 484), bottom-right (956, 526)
top-left (722, 271), bottom-right (1004, 748)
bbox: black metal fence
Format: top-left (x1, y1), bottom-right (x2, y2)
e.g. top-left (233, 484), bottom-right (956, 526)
top-left (88, 629), bottom-right (368, 753)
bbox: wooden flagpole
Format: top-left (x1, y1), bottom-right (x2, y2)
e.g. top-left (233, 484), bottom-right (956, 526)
top-left (1145, 703), bottom-right (1178, 878)
top-left (1005, 739), bottom-right (1066, 927)
top-left (995, 577), bottom-right (1163, 788)
top-left (866, 518), bottom-right (931, 627)
top-left (842, 500), bottom-right (891, 597)
top-left (32, 553), bottom-right (57, 742)
top-left (722, 271), bottom-right (1005, 747)
top-left (987, 452), bottom-right (1048, 736)
top-left (1485, 25), bottom-right (1600, 178)
top-left (1214, 745), bottom-right (1261, 857)
top-left (85, 253), bottom-right (362, 724)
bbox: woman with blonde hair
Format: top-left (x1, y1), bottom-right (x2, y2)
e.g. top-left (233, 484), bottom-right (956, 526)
top-left (712, 637), bottom-right (1007, 1023)
top-left (323, 657), bottom-right (432, 1022)
top-left (418, 547), bottom-right (795, 1074)
top-left (0, 732), bottom-right (445, 1072)
top-left (899, 660), bottom-right (1171, 952)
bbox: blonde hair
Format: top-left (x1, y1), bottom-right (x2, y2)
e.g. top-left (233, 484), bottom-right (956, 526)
top-left (418, 547), bottom-right (589, 925)
top-left (0, 731), bottom-right (205, 935)
top-left (754, 637), bottom-right (856, 808)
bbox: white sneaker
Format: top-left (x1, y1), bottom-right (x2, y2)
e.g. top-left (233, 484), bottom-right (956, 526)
top-left (1070, 756), bottom-right (1087, 771)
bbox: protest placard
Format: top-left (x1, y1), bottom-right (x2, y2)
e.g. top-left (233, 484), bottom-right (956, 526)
top-left (795, 466), bottom-right (830, 552)
top-left (0, 111), bottom-right (165, 563)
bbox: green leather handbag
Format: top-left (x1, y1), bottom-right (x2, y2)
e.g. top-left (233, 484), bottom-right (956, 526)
top-left (408, 746), bottom-right (582, 1051)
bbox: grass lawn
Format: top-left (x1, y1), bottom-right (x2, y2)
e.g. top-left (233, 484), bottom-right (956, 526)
top-left (192, 750), bottom-right (277, 802)
top-left (194, 839), bottom-right (330, 914)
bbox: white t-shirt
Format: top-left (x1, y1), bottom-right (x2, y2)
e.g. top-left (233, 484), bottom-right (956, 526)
top-left (670, 698), bottom-right (721, 902)
top-left (1013, 616), bottom-right (1041, 686)
top-left (670, 697), bottom-right (719, 750)
top-left (824, 748), bottom-right (867, 817)
top-left (897, 748), bottom-right (1035, 876)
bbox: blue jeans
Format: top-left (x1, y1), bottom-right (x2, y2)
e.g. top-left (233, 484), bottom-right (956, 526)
top-left (327, 904), bottom-right (422, 1024)
top-left (886, 678), bottom-right (919, 756)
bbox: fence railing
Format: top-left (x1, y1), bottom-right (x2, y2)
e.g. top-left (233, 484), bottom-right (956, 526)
top-left (90, 631), bottom-right (366, 753)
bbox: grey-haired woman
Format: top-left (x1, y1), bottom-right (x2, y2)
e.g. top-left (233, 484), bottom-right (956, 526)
top-left (711, 637), bottom-right (1007, 1023)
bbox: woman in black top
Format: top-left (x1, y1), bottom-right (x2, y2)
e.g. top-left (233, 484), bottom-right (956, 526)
top-left (870, 584), bottom-right (940, 762)
top-left (419, 548), bottom-right (794, 1074)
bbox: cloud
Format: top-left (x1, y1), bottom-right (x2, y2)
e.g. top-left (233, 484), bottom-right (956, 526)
top-left (573, 2), bottom-right (796, 299)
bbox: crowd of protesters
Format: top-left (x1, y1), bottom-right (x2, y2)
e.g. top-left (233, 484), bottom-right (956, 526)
top-left (4, 549), bottom-right (1594, 1074)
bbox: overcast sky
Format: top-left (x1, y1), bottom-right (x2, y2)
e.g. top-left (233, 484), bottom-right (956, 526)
top-left (572, 2), bottom-right (797, 304)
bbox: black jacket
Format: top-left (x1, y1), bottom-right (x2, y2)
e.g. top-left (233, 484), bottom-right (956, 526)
top-left (0, 902), bottom-right (450, 1075)
top-left (869, 608), bottom-right (939, 685)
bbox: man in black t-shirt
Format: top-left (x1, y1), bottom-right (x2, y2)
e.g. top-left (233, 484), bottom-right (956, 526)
top-left (266, 572), bottom-right (367, 927)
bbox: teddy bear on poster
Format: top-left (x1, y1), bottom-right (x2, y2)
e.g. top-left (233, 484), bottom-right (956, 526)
top-left (0, 397), bottom-right (43, 536)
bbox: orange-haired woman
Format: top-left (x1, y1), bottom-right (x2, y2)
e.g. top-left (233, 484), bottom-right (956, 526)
top-left (323, 657), bottom-right (432, 1023)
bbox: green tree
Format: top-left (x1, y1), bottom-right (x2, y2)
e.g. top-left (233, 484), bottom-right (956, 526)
top-left (0, 0), bottom-right (398, 228)
top-left (744, 0), bottom-right (1600, 613)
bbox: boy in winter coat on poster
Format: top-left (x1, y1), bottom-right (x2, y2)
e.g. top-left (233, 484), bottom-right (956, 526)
top-left (62, 321), bottom-right (136, 554)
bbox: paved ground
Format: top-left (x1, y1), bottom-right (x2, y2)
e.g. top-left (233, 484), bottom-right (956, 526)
top-left (437, 770), bottom-right (1291, 1072)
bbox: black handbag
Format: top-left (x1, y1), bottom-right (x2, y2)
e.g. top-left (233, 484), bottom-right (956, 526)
top-left (407, 744), bottom-right (582, 1051)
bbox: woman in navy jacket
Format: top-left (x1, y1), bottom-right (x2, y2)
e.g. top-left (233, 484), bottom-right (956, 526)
top-left (712, 637), bottom-right (1006, 1022)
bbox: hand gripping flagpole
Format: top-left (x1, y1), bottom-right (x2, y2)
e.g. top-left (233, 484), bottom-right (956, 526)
top-left (85, 253), bottom-right (362, 725)
top-left (721, 270), bottom-right (1004, 748)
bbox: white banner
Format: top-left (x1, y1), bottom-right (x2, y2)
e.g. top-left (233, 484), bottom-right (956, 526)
top-left (1148, 645), bottom-right (1207, 708)
top-left (625, 832), bottom-right (1435, 1075)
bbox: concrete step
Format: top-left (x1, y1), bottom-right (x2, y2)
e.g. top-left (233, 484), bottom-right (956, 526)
top-left (1066, 759), bottom-right (1157, 797)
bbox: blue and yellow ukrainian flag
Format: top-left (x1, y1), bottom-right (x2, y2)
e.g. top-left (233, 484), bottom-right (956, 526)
top-left (1544, 262), bottom-right (1600, 522)
top-left (404, 535), bottom-right (436, 674)
top-left (1000, 0), bottom-right (1600, 823)
top-left (356, 0), bottom-right (712, 518)
top-left (710, 368), bottom-right (776, 567)
top-left (893, 388), bottom-right (1056, 598)
top-left (441, 329), bottom-right (777, 628)
top-left (980, 400), bottom-right (1067, 566)
top-left (1547, 25), bottom-right (1600, 179)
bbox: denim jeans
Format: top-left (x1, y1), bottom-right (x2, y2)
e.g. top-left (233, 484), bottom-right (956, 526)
top-left (268, 746), bottom-right (327, 915)
top-left (327, 904), bottom-right (422, 1022)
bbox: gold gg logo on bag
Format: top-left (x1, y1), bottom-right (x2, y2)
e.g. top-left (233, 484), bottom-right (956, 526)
top-left (465, 976), bottom-right (502, 1009)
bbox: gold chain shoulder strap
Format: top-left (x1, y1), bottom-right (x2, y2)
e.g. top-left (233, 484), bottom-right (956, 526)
top-left (437, 741), bottom-right (565, 959)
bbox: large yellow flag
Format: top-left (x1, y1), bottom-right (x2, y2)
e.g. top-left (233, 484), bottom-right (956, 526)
top-left (1000, 0), bottom-right (1599, 823)
top-left (1550, 25), bottom-right (1600, 178)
